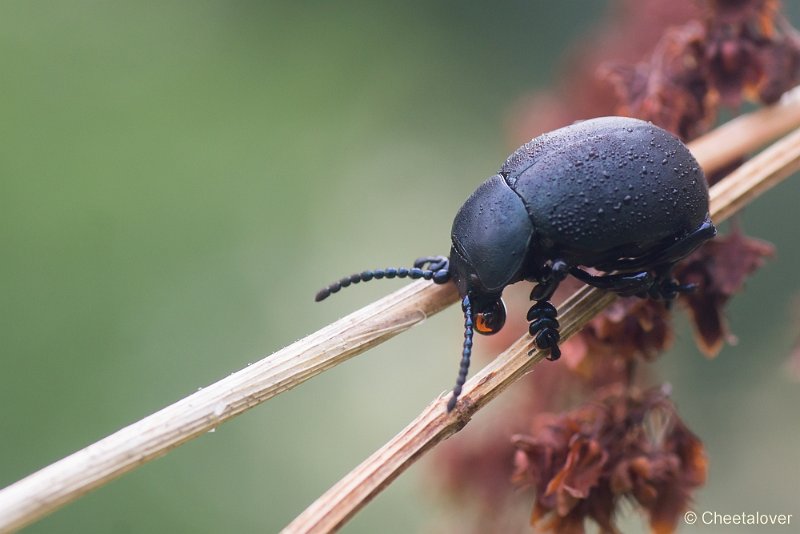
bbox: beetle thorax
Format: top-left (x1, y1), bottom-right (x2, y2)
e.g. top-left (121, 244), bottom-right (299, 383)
top-left (449, 174), bottom-right (534, 299)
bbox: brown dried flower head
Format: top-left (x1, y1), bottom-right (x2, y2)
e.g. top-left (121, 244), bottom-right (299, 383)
top-left (678, 225), bottom-right (775, 355)
top-left (605, 0), bottom-right (800, 139)
top-left (511, 386), bottom-right (707, 534)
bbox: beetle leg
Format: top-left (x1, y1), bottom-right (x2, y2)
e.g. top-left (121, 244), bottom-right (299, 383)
top-left (530, 259), bottom-right (568, 301)
top-left (602, 216), bottom-right (717, 272)
top-left (645, 265), bottom-right (696, 302)
top-left (414, 255), bottom-right (449, 271)
top-left (527, 259), bottom-right (568, 360)
top-left (644, 216), bottom-right (717, 266)
top-left (570, 265), bottom-right (695, 304)
top-left (527, 301), bottom-right (561, 360)
top-left (413, 255), bottom-right (451, 284)
top-left (570, 267), bottom-right (654, 297)
top-left (648, 278), bottom-right (695, 300)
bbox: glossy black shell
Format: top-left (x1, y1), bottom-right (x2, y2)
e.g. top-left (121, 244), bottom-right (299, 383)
top-left (449, 116), bottom-right (710, 296)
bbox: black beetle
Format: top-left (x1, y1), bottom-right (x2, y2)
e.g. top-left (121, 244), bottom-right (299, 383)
top-left (315, 116), bottom-right (716, 411)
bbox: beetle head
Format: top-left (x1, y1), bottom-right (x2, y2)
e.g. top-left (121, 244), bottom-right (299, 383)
top-left (448, 246), bottom-right (507, 335)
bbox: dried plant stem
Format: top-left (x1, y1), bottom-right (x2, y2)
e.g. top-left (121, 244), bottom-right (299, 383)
top-left (710, 126), bottom-right (800, 221)
top-left (690, 86), bottom-right (800, 175)
top-left (0, 282), bottom-right (458, 534)
top-left (0, 100), bottom-right (799, 534)
top-left (282, 127), bottom-right (800, 534)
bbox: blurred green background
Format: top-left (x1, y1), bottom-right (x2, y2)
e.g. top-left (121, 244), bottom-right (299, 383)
top-left (2, 2), bottom-right (799, 533)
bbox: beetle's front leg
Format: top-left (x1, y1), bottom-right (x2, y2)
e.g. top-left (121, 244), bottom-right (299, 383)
top-left (528, 260), bottom-right (568, 360)
top-left (413, 255), bottom-right (451, 284)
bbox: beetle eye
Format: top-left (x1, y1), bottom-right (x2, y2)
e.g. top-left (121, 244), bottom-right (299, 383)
top-left (474, 299), bottom-right (506, 335)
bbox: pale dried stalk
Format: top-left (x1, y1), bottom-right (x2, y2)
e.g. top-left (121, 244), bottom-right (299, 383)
top-left (0, 282), bottom-right (458, 534)
top-left (1, 99), bottom-right (799, 534)
top-left (710, 126), bottom-right (800, 221)
top-left (689, 86), bottom-right (800, 174)
top-left (283, 128), bottom-right (800, 534)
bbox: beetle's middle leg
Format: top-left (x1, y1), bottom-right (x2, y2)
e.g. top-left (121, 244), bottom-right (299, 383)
top-left (570, 265), bottom-right (695, 302)
top-left (645, 264), bottom-right (696, 301)
top-left (528, 259), bottom-right (568, 360)
top-left (569, 267), bottom-right (655, 297)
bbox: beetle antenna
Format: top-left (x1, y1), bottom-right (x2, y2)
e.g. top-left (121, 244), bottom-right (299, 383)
top-left (314, 256), bottom-right (450, 302)
top-left (447, 295), bottom-right (473, 412)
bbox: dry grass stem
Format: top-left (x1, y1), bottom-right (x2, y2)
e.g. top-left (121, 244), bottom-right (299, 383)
top-left (1, 94), bottom-right (799, 534)
top-left (689, 86), bottom-right (800, 175)
top-left (282, 125), bottom-right (800, 533)
top-left (709, 126), bottom-right (800, 221)
top-left (0, 282), bottom-right (458, 534)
